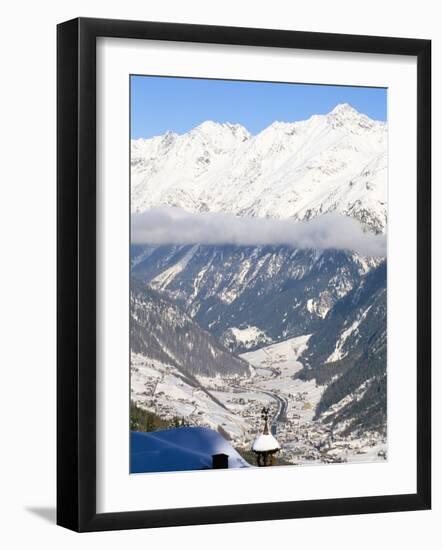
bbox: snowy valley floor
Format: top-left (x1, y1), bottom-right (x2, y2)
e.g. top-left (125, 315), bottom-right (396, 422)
top-left (131, 335), bottom-right (387, 468)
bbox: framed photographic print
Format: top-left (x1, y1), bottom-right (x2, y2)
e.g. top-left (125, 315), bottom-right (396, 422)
top-left (57, 17), bottom-right (431, 532)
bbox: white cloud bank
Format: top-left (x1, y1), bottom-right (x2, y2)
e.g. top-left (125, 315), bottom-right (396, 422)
top-left (131, 207), bottom-right (386, 257)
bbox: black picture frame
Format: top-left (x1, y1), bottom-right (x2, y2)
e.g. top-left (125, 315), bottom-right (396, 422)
top-left (57, 17), bottom-right (431, 532)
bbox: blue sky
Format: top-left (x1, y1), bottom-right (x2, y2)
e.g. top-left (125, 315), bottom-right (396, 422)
top-left (131, 75), bottom-right (387, 139)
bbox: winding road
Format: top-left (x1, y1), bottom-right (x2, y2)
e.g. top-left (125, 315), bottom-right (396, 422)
top-left (232, 378), bottom-right (288, 434)
top-left (260, 390), bottom-right (288, 434)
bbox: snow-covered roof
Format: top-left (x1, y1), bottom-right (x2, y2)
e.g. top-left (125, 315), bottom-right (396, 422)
top-left (252, 433), bottom-right (280, 452)
top-left (131, 427), bottom-right (252, 473)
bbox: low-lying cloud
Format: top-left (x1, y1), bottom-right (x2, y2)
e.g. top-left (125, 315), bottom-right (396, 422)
top-left (131, 207), bottom-right (386, 257)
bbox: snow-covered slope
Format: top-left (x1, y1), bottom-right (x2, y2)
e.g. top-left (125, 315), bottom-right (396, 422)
top-left (131, 353), bottom-right (251, 441)
top-left (242, 334), bottom-right (311, 374)
top-left (131, 104), bottom-right (387, 233)
top-left (131, 277), bottom-right (250, 377)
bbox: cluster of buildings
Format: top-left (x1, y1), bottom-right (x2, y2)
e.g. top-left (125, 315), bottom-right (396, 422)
top-left (132, 356), bottom-right (387, 467)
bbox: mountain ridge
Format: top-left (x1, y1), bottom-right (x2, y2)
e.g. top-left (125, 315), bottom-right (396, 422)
top-left (131, 277), bottom-right (250, 378)
top-left (132, 244), bottom-right (381, 354)
top-left (131, 104), bottom-right (387, 233)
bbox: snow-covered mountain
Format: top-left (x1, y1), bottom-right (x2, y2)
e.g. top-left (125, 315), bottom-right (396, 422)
top-left (132, 244), bottom-right (380, 353)
top-left (131, 104), bottom-right (387, 233)
top-left (298, 262), bottom-right (387, 436)
top-left (130, 104), bottom-right (388, 443)
top-left (131, 278), bottom-right (250, 378)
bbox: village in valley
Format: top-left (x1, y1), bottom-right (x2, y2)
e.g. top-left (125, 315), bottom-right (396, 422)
top-left (131, 333), bottom-right (387, 467)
